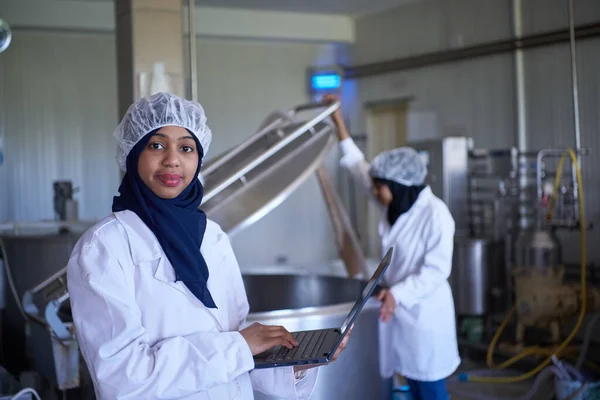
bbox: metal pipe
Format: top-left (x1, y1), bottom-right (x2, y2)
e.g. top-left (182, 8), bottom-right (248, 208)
top-left (188, 0), bottom-right (198, 102)
top-left (344, 22), bottom-right (600, 79)
top-left (513, 0), bottom-right (528, 152)
top-left (567, 0), bottom-right (582, 223)
top-left (568, 0), bottom-right (582, 162)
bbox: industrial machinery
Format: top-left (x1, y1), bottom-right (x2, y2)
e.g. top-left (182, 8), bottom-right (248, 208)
top-left (510, 149), bottom-right (600, 346)
top-left (0, 102), bottom-right (386, 399)
top-left (409, 138), bottom-right (600, 370)
top-left (52, 181), bottom-right (78, 222)
top-left (22, 269), bottom-right (78, 391)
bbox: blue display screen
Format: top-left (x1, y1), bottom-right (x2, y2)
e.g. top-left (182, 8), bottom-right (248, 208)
top-left (311, 73), bottom-right (342, 90)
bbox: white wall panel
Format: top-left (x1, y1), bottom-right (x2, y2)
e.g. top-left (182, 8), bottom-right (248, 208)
top-left (0, 31), bottom-right (120, 223)
top-left (352, 0), bottom-right (512, 64)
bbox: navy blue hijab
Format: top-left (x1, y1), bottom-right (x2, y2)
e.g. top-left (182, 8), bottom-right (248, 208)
top-left (112, 129), bottom-right (217, 309)
top-left (374, 178), bottom-right (425, 226)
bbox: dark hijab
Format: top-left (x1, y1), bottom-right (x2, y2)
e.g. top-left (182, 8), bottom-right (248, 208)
top-left (374, 178), bottom-right (426, 226)
top-left (112, 129), bottom-right (217, 308)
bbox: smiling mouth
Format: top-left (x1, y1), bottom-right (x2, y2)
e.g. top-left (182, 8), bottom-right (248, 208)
top-left (156, 174), bottom-right (182, 187)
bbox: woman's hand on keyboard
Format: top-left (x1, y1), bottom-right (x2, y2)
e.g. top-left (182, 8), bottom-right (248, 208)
top-left (240, 323), bottom-right (298, 355)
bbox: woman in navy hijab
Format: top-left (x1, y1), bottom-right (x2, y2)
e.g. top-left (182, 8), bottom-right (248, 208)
top-left (66, 92), bottom-right (347, 399)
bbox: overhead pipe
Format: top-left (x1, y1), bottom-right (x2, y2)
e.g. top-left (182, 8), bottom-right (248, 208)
top-left (343, 22), bottom-right (600, 79)
top-left (567, 0), bottom-right (583, 221)
top-left (188, 0), bottom-right (198, 102)
top-left (568, 0), bottom-right (582, 162)
top-left (512, 0), bottom-right (528, 153)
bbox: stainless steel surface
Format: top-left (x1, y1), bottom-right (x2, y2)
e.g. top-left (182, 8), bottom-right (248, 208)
top-left (514, 228), bottom-right (561, 271)
top-left (201, 101), bottom-right (339, 202)
top-left (467, 148), bottom-right (538, 238)
top-left (201, 103), bottom-right (339, 236)
top-left (512, 0), bottom-right (527, 153)
top-left (188, 0), bottom-right (197, 102)
top-left (536, 148), bottom-right (590, 229)
top-left (0, 18), bottom-right (11, 54)
top-left (451, 238), bottom-right (508, 316)
top-left (244, 274), bottom-right (388, 400)
top-left (27, 321), bottom-right (79, 391)
top-left (410, 137), bottom-right (470, 236)
top-left (468, 149), bottom-right (516, 239)
top-left (203, 124), bottom-right (334, 236)
top-left (23, 267), bottom-right (71, 342)
top-left (517, 152), bottom-right (538, 231)
top-left (0, 232), bottom-right (83, 374)
top-left (568, 0), bottom-right (582, 162)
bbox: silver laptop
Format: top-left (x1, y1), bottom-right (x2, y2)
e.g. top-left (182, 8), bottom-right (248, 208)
top-left (253, 247), bottom-right (393, 369)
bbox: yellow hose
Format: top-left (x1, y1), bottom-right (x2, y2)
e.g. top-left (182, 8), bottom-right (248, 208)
top-left (469, 149), bottom-right (587, 383)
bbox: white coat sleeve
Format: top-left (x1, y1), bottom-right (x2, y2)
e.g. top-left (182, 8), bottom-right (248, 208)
top-left (389, 207), bottom-right (455, 310)
top-left (338, 138), bottom-right (380, 205)
top-left (221, 235), bottom-right (319, 399)
top-left (67, 242), bottom-right (255, 399)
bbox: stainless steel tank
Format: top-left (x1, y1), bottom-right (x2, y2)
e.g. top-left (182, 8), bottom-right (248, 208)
top-left (451, 237), bottom-right (508, 316)
top-left (244, 274), bottom-right (389, 400)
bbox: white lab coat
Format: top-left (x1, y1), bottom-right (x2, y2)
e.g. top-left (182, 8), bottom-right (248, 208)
top-left (339, 138), bottom-right (460, 382)
top-left (67, 210), bottom-right (318, 400)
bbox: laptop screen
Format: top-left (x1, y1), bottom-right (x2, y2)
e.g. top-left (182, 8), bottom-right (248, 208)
top-left (339, 248), bottom-right (393, 335)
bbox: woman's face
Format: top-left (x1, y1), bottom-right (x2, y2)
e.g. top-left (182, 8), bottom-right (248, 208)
top-left (372, 181), bottom-right (393, 206)
top-left (137, 126), bottom-right (200, 199)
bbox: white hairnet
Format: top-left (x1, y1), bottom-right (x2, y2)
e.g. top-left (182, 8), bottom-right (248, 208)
top-left (114, 92), bottom-right (212, 172)
top-left (369, 147), bottom-right (427, 186)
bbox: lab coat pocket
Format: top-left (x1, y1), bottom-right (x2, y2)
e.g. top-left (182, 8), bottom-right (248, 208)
top-left (396, 301), bottom-right (439, 332)
top-left (395, 303), bottom-right (420, 327)
top-left (416, 297), bottom-right (446, 332)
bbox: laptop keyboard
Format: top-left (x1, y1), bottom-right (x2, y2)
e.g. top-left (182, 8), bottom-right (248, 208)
top-left (266, 329), bottom-right (329, 362)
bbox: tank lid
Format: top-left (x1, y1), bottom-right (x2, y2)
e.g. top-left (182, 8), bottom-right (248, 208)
top-left (200, 103), bottom-right (339, 236)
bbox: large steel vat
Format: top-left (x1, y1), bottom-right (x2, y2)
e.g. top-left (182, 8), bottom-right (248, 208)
top-left (244, 274), bottom-right (389, 400)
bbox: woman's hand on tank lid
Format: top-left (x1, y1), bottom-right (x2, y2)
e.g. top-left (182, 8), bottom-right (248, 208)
top-left (323, 94), bottom-right (342, 123)
top-left (377, 289), bottom-right (397, 323)
top-left (240, 323), bottom-right (298, 356)
top-left (322, 94), bottom-right (350, 142)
